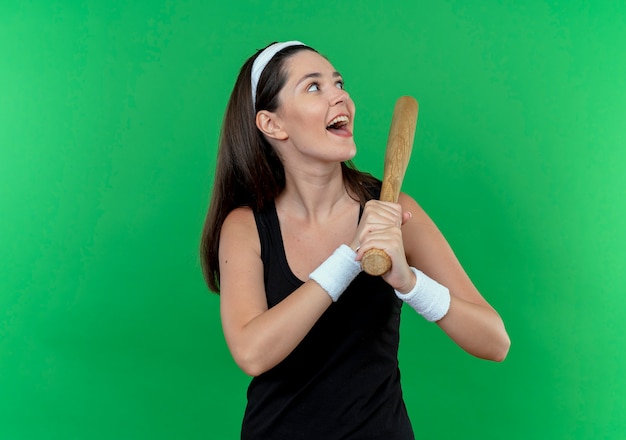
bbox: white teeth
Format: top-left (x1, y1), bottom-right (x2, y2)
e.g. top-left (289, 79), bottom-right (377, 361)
top-left (327, 115), bottom-right (349, 128)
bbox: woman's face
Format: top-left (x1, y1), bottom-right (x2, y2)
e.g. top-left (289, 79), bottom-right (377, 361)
top-left (271, 50), bottom-right (357, 164)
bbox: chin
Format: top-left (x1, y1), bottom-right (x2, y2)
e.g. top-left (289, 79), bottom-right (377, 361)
top-left (335, 146), bottom-right (356, 163)
top-left (346, 144), bottom-right (357, 160)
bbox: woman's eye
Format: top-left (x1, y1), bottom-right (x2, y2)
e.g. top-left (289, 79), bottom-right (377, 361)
top-left (307, 83), bottom-right (320, 92)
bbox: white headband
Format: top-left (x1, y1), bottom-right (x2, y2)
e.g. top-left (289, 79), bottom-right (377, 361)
top-left (251, 40), bottom-right (305, 108)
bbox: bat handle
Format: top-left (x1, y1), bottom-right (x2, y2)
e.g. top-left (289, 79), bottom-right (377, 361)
top-left (361, 248), bottom-right (392, 276)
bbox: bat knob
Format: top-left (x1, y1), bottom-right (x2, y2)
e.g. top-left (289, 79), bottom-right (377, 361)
top-left (361, 249), bottom-right (392, 276)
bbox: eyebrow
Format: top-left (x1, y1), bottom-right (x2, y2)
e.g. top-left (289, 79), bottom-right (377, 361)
top-left (296, 71), bottom-right (342, 86)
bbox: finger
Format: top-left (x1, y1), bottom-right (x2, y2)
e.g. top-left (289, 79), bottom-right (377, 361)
top-left (356, 227), bottom-right (403, 255)
top-left (363, 202), bottom-right (403, 226)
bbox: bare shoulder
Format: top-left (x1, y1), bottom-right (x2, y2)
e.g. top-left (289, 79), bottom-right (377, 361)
top-left (222, 206), bottom-right (256, 232)
top-left (397, 191), bottom-right (451, 265)
top-left (220, 207), bottom-right (259, 252)
top-left (398, 192), bottom-right (440, 235)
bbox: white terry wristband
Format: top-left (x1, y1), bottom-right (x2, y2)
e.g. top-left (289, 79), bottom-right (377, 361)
top-left (395, 267), bottom-right (451, 322)
top-left (309, 245), bottom-right (362, 302)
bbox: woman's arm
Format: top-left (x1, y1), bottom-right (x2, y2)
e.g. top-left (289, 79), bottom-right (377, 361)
top-left (218, 207), bottom-right (335, 377)
top-left (397, 193), bottom-right (510, 361)
top-left (354, 195), bottom-right (510, 361)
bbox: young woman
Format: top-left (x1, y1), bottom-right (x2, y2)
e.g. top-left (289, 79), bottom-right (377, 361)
top-left (201, 41), bottom-right (510, 439)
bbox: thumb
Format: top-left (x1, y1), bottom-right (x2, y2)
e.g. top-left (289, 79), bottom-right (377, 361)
top-left (401, 211), bottom-right (413, 226)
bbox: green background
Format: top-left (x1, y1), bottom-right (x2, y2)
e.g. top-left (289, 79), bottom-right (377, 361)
top-left (2, 0), bottom-right (625, 438)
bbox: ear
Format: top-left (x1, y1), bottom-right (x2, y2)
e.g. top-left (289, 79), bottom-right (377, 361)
top-left (256, 110), bottom-right (288, 141)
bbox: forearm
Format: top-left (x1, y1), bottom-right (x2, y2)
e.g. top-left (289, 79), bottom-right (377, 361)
top-left (393, 265), bottom-right (510, 361)
top-left (225, 244), bottom-right (361, 376)
top-left (227, 282), bottom-right (332, 376)
top-left (436, 295), bottom-right (510, 362)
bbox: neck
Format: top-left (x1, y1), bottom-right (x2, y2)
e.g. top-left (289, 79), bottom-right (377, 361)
top-left (276, 163), bottom-right (351, 222)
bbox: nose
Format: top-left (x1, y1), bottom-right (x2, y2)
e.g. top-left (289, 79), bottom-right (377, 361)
top-left (330, 87), bottom-right (349, 106)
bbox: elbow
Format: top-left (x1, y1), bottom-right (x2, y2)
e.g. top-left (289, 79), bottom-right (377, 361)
top-left (481, 311), bottom-right (511, 362)
top-left (489, 332), bottom-right (511, 363)
top-left (240, 366), bottom-right (264, 378)
top-left (231, 346), bottom-right (271, 377)
top-left (470, 329), bottom-right (510, 362)
top-left (226, 329), bottom-right (285, 377)
top-left (238, 361), bottom-right (266, 378)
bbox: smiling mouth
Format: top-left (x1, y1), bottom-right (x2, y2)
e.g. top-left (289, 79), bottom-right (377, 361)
top-left (326, 115), bottom-right (351, 136)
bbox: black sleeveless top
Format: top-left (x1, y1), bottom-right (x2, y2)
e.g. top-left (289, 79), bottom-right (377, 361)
top-left (242, 200), bottom-right (414, 440)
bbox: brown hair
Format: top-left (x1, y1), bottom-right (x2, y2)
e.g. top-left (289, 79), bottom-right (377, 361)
top-left (200, 43), bottom-right (378, 292)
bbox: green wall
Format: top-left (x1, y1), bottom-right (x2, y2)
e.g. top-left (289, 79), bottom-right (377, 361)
top-left (2, 1), bottom-right (625, 438)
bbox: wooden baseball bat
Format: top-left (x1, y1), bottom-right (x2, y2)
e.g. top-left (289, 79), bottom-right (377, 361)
top-left (361, 96), bottom-right (419, 276)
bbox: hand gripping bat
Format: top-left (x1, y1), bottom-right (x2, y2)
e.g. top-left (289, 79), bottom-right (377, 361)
top-left (360, 96), bottom-right (419, 276)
